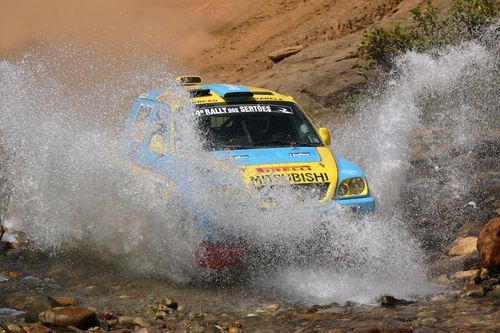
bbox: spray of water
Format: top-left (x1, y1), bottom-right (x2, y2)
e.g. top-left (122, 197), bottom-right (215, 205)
top-left (0, 34), bottom-right (496, 304)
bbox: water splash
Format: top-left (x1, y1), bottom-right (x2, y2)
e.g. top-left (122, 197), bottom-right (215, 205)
top-left (2, 37), bottom-right (496, 304)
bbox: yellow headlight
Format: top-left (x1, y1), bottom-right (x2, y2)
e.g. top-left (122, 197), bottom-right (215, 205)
top-left (349, 177), bottom-right (365, 195)
top-left (337, 177), bottom-right (367, 197)
top-left (338, 183), bottom-right (349, 196)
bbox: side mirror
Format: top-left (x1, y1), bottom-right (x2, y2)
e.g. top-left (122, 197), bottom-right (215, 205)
top-left (318, 127), bottom-right (331, 146)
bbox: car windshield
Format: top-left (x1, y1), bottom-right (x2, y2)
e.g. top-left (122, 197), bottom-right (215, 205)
top-left (195, 102), bottom-right (322, 151)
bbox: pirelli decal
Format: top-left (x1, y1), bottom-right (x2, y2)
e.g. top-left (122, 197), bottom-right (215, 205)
top-left (250, 172), bottom-right (329, 186)
top-left (256, 165), bottom-right (311, 173)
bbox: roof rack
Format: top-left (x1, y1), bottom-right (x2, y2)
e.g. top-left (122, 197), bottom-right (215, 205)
top-left (176, 76), bottom-right (202, 86)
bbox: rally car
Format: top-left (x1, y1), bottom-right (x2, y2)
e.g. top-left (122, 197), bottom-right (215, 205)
top-left (123, 76), bottom-right (375, 270)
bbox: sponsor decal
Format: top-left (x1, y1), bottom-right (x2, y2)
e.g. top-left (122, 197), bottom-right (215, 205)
top-left (250, 172), bottom-right (329, 186)
top-left (256, 165), bottom-right (312, 173)
top-left (289, 152), bottom-right (311, 157)
top-left (229, 155), bottom-right (249, 160)
top-left (195, 104), bottom-right (293, 116)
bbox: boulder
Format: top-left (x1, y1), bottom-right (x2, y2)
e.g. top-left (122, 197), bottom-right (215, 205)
top-left (452, 269), bottom-right (480, 280)
top-left (25, 295), bottom-right (62, 323)
top-left (39, 307), bottom-right (99, 329)
top-left (477, 218), bottom-right (500, 270)
top-left (268, 45), bottom-right (304, 63)
top-left (448, 237), bottom-right (478, 256)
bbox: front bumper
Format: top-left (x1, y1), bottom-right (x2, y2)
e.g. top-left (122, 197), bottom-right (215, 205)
top-left (195, 195), bottom-right (375, 269)
top-left (317, 195), bottom-right (376, 214)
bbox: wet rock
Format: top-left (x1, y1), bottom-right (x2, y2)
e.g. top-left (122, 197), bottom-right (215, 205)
top-left (480, 268), bottom-right (490, 280)
top-left (419, 317), bottom-right (438, 325)
top-left (477, 217), bottom-right (500, 270)
top-left (161, 317), bottom-right (178, 330)
top-left (429, 252), bottom-right (480, 276)
top-left (21, 324), bottom-right (52, 333)
top-left (488, 285), bottom-right (500, 297)
top-left (268, 45), bottom-right (304, 62)
top-left (132, 317), bottom-right (150, 328)
top-left (265, 303), bottom-right (280, 311)
top-left (463, 283), bottom-right (485, 297)
top-left (154, 311), bottom-right (167, 320)
top-left (203, 314), bottom-right (219, 325)
top-left (448, 236), bottom-right (478, 256)
top-left (25, 295), bottom-right (62, 323)
top-left (316, 307), bottom-right (345, 314)
top-left (326, 329), bottom-right (346, 333)
top-left (134, 328), bottom-right (150, 333)
top-left (351, 326), bottom-right (380, 333)
top-left (188, 313), bottom-right (205, 321)
top-left (6, 325), bottom-right (25, 333)
top-left (0, 273), bottom-right (8, 282)
top-left (379, 295), bottom-right (414, 307)
top-left (159, 298), bottom-right (178, 310)
top-left (433, 274), bottom-right (452, 285)
top-left (118, 316), bottom-right (135, 326)
top-left (106, 319), bottom-right (119, 327)
top-left (39, 307), bottom-right (99, 329)
top-left (227, 322), bottom-right (243, 333)
top-left (51, 296), bottom-right (79, 306)
top-left (452, 269), bottom-right (480, 280)
top-left (201, 326), bottom-right (223, 333)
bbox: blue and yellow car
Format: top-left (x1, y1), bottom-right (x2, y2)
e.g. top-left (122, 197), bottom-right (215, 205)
top-left (123, 76), bottom-right (375, 269)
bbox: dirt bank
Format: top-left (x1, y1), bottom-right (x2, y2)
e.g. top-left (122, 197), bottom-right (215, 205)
top-left (1, 0), bottom-right (452, 114)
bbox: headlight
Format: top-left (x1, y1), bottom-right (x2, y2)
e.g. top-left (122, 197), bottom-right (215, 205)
top-left (337, 177), bottom-right (367, 197)
top-left (338, 183), bottom-right (349, 196)
top-left (349, 177), bottom-right (365, 195)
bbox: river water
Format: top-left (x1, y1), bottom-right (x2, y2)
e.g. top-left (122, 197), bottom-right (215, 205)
top-left (0, 31), bottom-right (498, 319)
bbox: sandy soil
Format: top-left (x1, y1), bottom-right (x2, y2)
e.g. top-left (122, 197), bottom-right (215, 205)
top-left (1, 0), bottom-right (451, 82)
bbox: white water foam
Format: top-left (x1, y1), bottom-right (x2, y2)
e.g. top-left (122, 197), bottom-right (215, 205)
top-left (264, 38), bottom-right (498, 304)
top-left (1, 38), bottom-right (496, 303)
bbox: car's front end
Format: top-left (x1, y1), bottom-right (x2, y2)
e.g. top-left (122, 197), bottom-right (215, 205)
top-left (181, 79), bottom-right (375, 269)
top-left (124, 76), bottom-right (375, 270)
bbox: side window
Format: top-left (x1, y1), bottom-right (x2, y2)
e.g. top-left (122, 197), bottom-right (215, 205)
top-left (148, 105), bottom-right (169, 155)
top-left (132, 104), bottom-right (153, 143)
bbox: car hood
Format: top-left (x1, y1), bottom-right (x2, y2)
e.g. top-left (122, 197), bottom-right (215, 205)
top-left (211, 147), bottom-right (338, 201)
top-left (211, 147), bottom-right (322, 165)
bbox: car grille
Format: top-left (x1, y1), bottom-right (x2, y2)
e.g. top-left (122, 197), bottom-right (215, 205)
top-left (256, 182), bottom-right (330, 202)
top-left (289, 183), bottom-right (330, 201)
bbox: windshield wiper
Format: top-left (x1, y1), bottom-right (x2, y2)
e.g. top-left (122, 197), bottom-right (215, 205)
top-left (253, 139), bottom-right (293, 146)
top-left (253, 139), bottom-right (319, 147)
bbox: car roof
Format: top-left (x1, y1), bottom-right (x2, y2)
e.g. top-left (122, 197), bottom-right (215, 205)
top-left (150, 83), bottom-right (296, 105)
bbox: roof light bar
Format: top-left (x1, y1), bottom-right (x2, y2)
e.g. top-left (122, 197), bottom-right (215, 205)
top-left (189, 88), bottom-right (211, 97)
top-left (224, 91), bottom-right (254, 98)
top-left (176, 76), bottom-right (202, 86)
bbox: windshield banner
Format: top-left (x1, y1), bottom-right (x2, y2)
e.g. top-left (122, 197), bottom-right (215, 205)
top-left (195, 104), bottom-right (293, 116)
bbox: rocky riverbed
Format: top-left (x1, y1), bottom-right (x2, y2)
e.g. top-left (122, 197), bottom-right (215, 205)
top-left (1, 221), bottom-right (500, 333)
